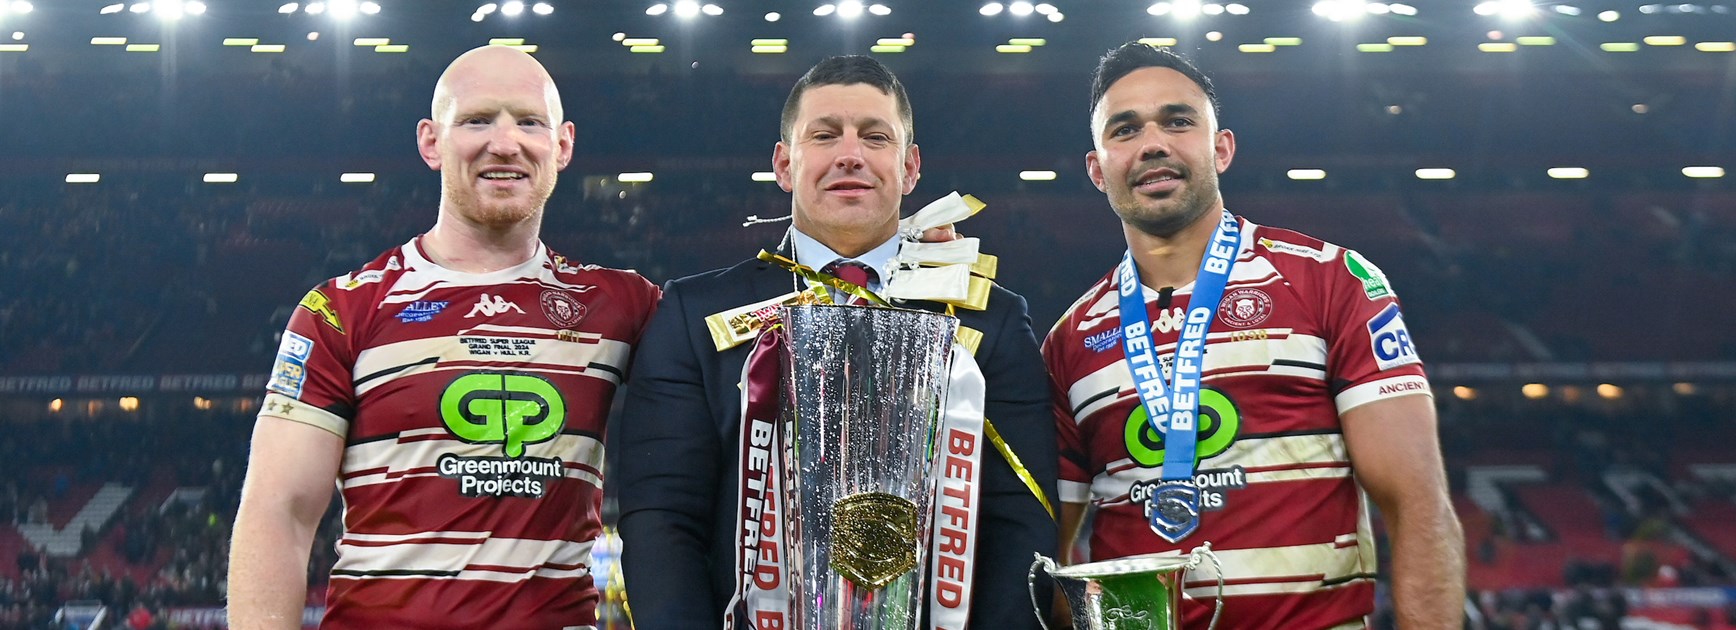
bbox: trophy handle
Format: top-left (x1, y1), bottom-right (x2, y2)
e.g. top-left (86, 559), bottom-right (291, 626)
top-left (1182, 543), bottom-right (1226, 630)
top-left (1028, 553), bottom-right (1060, 630)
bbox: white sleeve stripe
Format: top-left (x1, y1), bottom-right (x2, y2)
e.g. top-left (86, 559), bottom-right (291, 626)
top-left (259, 392), bottom-right (347, 438)
top-left (1334, 374), bottom-right (1432, 414)
top-left (1059, 480), bottom-right (1091, 504)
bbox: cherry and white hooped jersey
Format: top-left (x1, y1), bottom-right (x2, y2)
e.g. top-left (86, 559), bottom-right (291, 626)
top-left (260, 236), bottom-right (658, 629)
top-left (1043, 216), bottom-right (1430, 630)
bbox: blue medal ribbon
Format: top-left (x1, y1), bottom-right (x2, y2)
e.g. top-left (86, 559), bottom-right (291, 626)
top-left (1116, 210), bottom-right (1242, 542)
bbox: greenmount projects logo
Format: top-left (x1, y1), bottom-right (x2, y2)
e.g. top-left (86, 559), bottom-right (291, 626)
top-left (1124, 387), bottom-right (1247, 512)
top-left (437, 372), bottom-right (567, 498)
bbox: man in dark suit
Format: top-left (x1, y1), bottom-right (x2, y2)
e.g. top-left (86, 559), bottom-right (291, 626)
top-left (614, 55), bottom-right (1057, 629)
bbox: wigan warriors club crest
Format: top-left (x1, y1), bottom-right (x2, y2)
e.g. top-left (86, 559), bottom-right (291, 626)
top-left (540, 289), bottom-right (588, 328)
top-left (1217, 287), bottom-right (1273, 328)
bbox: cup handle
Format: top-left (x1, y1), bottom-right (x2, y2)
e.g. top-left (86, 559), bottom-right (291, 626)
top-left (1029, 553), bottom-right (1059, 630)
top-left (1181, 543), bottom-right (1225, 630)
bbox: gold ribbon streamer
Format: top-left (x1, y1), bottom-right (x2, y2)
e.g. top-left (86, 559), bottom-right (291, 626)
top-left (758, 250), bottom-right (890, 307)
top-left (983, 417), bottom-right (1057, 522)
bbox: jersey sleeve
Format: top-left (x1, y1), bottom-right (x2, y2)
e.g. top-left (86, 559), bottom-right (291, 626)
top-left (1042, 326), bottom-right (1093, 504)
top-left (260, 285), bottom-right (358, 437)
top-left (1322, 249), bottom-right (1432, 415)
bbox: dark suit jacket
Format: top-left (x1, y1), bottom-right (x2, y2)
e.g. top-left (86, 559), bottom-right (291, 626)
top-left (614, 251), bottom-right (1057, 629)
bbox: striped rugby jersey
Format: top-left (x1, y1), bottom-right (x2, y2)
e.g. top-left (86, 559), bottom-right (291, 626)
top-left (1042, 216), bottom-right (1430, 630)
top-left (260, 236), bottom-right (659, 629)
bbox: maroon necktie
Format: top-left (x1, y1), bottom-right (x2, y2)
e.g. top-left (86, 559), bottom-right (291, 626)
top-left (822, 260), bottom-right (878, 305)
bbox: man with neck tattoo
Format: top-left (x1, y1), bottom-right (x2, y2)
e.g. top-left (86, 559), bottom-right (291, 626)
top-left (1043, 42), bottom-right (1465, 629)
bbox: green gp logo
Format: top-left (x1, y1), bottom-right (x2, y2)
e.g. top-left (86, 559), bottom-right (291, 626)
top-left (1123, 387), bottom-right (1240, 468)
top-left (440, 372), bottom-right (566, 458)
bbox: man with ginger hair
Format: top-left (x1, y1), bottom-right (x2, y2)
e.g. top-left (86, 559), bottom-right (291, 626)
top-left (228, 45), bottom-right (658, 629)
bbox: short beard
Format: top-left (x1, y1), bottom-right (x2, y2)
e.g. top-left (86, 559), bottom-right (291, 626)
top-left (1114, 184), bottom-right (1218, 239)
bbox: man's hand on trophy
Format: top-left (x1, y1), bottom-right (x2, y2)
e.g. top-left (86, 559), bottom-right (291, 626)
top-left (920, 225), bottom-right (960, 242)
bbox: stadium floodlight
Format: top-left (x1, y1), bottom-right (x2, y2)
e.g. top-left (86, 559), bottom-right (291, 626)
top-left (1547, 167), bottom-right (1588, 179)
top-left (646, 3), bottom-right (667, 15)
top-left (0, 43), bottom-right (25, 51)
top-left (1288, 169), bottom-right (1326, 180)
top-left (868, 3), bottom-right (889, 15)
top-left (0, 0), bottom-right (29, 12)
top-left (204, 173), bottom-right (239, 183)
top-left (329, 0), bottom-right (358, 19)
top-left (702, 3), bottom-right (723, 15)
top-left (1698, 41), bottom-right (1736, 52)
top-left (618, 172), bottom-right (654, 183)
top-left (1474, 0), bottom-right (1536, 19)
top-left (1597, 10), bottom-right (1618, 21)
top-left (501, 1), bottom-right (523, 16)
top-left (305, 2), bottom-right (325, 15)
top-left (752, 172), bottom-right (777, 182)
top-left (1147, 2), bottom-right (1170, 15)
top-left (478, 3), bottom-right (498, 15)
top-left (1553, 5), bottom-right (1580, 16)
top-left (153, 0), bottom-right (184, 19)
top-left (980, 3), bottom-right (1003, 16)
top-left (1389, 3), bottom-right (1415, 15)
top-left (1366, 2), bottom-right (1390, 14)
top-left (814, 4), bottom-right (835, 16)
top-left (129, 3), bottom-right (151, 14)
top-left (1415, 168), bottom-right (1456, 180)
top-left (102, 3), bottom-right (126, 14)
top-left (1683, 166), bottom-right (1725, 178)
top-left (1173, 0), bottom-right (1203, 18)
top-left (765, 11), bottom-right (779, 20)
top-left (531, 2), bottom-right (551, 15)
top-left (673, 0), bottom-right (699, 17)
top-left (186, 1), bottom-right (205, 15)
top-left (1019, 170), bottom-right (1057, 181)
top-left (1048, 11), bottom-right (1063, 21)
top-left (1034, 3), bottom-right (1054, 15)
top-left (1009, 1), bottom-right (1033, 16)
top-left (1225, 3), bottom-right (1249, 14)
top-left (837, 0), bottom-right (864, 18)
top-left (91, 36), bottom-right (127, 44)
top-left (66, 173), bottom-right (101, 184)
top-left (278, 2), bottom-right (298, 13)
top-left (1203, 3), bottom-right (1223, 15)
top-left (340, 172), bottom-right (376, 183)
top-left (1644, 35), bottom-right (1686, 46)
top-left (361, 1), bottom-right (380, 14)
top-left (1313, 1), bottom-right (1366, 21)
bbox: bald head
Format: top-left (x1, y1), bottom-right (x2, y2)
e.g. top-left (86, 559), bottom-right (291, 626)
top-left (430, 45), bottom-right (564, 125)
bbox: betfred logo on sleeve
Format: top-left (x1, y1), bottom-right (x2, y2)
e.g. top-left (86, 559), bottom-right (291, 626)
top-left (1365, 303), bottom-right (1420, 371)
top-left (267, 331), bottom-right (314, 399)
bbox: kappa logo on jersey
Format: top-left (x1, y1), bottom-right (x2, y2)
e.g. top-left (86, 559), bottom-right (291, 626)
top-left (1218, 288), bottom-right (1273, 328)
top-left (1141, 306), bottom-right (1186, 335)
top-left (1084, 328), bottom-right (1122, 353)
top-left (437, 372), bottom-right (567, 498)
top-left (266, 331), bottom-right (314, 399)
top-left (465, 293), bottom-right (526, 319)
top-left (539, 289), bottom-right (588, 328)
top-left (1366, 303), bottom-right (1420, 371)
top-left (298, 289), bottom-right (344, 333)
top-left (1345, 251), bottom-right (1393, 301)
top-left (1125, 387), bottom-right (1246, 512)
top-left (396, 301), bottom-right (450, 323)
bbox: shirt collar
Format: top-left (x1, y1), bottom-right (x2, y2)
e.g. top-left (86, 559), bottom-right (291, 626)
top-left (790, 227), bottom-right (902, 291)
